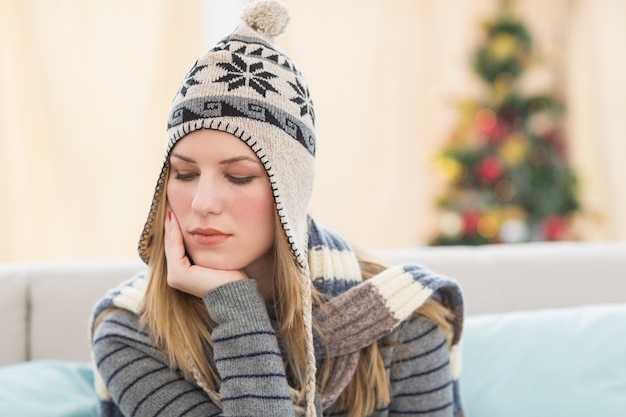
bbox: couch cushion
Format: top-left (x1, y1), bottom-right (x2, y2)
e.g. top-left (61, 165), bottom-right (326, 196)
top-left (0, 360), bottom-right (97, 417)
top-left (461, 303), bottom-right (626, 417)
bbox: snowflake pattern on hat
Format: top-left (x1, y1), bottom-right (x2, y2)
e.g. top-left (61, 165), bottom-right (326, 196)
top-left (178, 61), bottom-right (207, 97)
top-left (289, 77), bottom-right (315, 123)
top-left (215, 53), bottom-right (279, 97)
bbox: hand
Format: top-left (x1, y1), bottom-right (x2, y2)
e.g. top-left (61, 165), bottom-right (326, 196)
top-left (164, 210), bottom-right (247, 297)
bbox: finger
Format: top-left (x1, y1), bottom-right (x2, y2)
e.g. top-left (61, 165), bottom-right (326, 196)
top-left (164, 210), bottom-right (187, 264)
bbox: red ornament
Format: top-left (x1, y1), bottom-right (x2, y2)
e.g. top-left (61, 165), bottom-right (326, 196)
top-left (486, 121), bottom-right (508, 144)
top-left (541, 215), bottom-right (565, 241)
top-left (461, 211), bottom-right (481, 236)
top-left (476, 156), bottom-right (504, 184)
top-left (475, 109), bottom-right (508, 144)
top-left (476, 109), bottom-right (497, 133)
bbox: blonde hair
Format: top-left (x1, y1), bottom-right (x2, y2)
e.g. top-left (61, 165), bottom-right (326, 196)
top-left (140, 168), bottom-right (220, 388)
top-left (138, 167), bottom-right (452, 417)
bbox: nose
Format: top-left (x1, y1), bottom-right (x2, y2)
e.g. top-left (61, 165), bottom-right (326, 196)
top-left (191, 177), bottom-right (223, 216)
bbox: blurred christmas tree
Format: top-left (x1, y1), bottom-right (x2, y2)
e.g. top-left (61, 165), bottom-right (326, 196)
top-left (430, 0), bottom-right (581, 245)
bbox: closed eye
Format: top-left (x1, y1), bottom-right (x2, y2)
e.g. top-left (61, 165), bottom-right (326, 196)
top-left (227, 175), bottom-right (254, 185)
top-left (174, 171), bottom-right (198, 181)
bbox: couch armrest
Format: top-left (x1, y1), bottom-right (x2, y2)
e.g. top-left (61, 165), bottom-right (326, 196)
top-left (0, 259), bottom-right (145, 366)
top-left (0, 265), bottom-right (29, 366)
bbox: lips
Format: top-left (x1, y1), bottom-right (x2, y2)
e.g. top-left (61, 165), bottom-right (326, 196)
top-left (190, 228), bottom-right (231, 246)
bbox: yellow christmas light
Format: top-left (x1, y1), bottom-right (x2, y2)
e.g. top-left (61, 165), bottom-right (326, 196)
top-left (489, 33), bottom-right (518, 62)
top-left (501, 205), bottom-right (527, 220)
top-left (499, 133), bottom-right (528, 167)
top-left (435, 155), bottom-right (465, 182)
top-left (492, 72), bottom-right (516, 104)
top-left (477, 215), bottom-right (499, 238)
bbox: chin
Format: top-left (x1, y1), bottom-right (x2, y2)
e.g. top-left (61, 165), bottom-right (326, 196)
top-left (187, 251), bottom-right (240, 271)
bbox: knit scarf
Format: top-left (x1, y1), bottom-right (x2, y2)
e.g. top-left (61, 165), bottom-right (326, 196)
top-left (306, 219), bottom-right (464, 411)
top-left (91, 218), bottom-right (464, 415)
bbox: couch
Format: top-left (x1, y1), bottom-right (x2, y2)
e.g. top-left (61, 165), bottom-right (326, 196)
top-left (1, 241), bottom-right (625, 417)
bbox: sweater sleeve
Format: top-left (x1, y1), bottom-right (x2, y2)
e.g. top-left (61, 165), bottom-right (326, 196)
top-left (202, 279), bottom-right (297, 416)
top-left (385, 316), bottom-right (455, 417)
top-left (92, 279), bottom-right (301, 417)
top-left (92, 309), bottom-right (219, 417)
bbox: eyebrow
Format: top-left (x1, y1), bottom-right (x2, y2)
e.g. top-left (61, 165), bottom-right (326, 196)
top-left (170, 152), bottom-right (261, 165)
top-left (219, 156), bottom-right (262, 165)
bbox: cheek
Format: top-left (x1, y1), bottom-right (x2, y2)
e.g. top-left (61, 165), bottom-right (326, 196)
top-left (259, 196), bottom-right (276, 237)
top-left (166, 181), bottom-right (190, 213)
top-left (238, 188), bottom-right (275, 235)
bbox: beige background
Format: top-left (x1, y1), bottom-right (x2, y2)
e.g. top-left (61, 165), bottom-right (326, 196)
top-left (1, 0), bottom-right (625, 262)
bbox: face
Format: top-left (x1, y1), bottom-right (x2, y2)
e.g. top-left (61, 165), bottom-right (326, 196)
top-left (166, 129), bottom-right (276, 280)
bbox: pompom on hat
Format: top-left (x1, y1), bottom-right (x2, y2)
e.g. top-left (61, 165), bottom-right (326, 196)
top-left (138, 0), bottom-right (316, 270)
top-left (136, 0), bottom-right (318, 414)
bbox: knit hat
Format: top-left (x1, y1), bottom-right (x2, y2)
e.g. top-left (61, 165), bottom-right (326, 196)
top-left (138, 0), bottom-right (316, 271)
top-left (136, 0), bottom-right (318, 414)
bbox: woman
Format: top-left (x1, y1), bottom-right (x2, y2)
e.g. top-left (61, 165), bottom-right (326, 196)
top-left (90, 1), bottom-right (465, 416)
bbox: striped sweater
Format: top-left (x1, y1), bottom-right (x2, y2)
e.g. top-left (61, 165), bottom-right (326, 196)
top-left (90, 220), bottom-right (465, 416)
